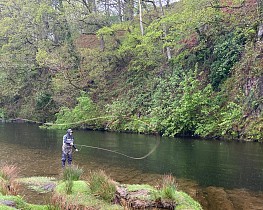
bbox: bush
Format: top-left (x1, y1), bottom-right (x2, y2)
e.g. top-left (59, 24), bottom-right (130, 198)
top-left (62, 165), bottom-right (83, 182)
top-left (0, 164), bottom-right (19, 195)
top-left (54, 92), bottom-right (100, 129)
top-left (61, 165), bottom-right (83, 195)
top-left (161, 70), bottom-right (219, 137)
top-left (210, 29), bottom-right (246, 90)
top-left (152, 175), bottom-right (178, 201)
top-left (152, 175), bottom-right (202, 209)
top-left (89, 170), bottom-right (116, 203)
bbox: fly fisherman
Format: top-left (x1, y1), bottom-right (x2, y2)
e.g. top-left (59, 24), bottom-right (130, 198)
top-left (62, 129), bottom-right (78, 167)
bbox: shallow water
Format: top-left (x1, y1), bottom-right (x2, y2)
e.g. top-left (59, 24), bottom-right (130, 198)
top-left (1, 123), bottom-right (263, 209)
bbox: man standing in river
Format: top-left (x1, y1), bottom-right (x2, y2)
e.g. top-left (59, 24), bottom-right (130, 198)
top-left (62, 128), bottom-right (78, 167)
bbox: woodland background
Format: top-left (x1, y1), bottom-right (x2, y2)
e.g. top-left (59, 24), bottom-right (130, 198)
top-left (0, 0), bottom-right (263, 141)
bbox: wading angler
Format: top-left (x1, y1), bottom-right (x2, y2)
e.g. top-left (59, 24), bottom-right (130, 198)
top-left (61, 129), bottom-right (78, 167)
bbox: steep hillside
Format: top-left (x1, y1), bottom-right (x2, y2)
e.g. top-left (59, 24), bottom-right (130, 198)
top-left (0, 0), bottom-right (262, 141)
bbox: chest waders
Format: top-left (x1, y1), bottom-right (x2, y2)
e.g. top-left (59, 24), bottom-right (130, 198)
top-left (62, 137), bottom-right (74, 167)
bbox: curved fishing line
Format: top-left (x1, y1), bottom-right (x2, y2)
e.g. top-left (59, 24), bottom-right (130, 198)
top-left (10, 115), bottom-right (151, 128)
top-left (9, 116), bottom-right (158, 159)
top-left (75, 138), bottom-right (160, 160)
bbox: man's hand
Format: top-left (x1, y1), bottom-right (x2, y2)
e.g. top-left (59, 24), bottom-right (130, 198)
top-left (75, 149), bottom-right (79, 152)
top-left (70, 142), bottom-right (73, 146)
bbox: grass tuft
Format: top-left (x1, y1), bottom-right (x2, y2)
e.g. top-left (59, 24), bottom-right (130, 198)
top-left (61, 165), bottom-right (83, 195)
top-left (0, 164), bottom-right (19, 195)
top-left (152, 174), bottom-right (178, 201)
top-left (62, 165), bottom-right (83, 182)
top-left (89, 170), bottom-right (116, 203)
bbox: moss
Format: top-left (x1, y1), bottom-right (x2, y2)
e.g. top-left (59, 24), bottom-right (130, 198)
top-left (9, 175), bottom-right (202, 210)
top-left (54, 180), bottom-right (123, 210)
top-left (0, 205), bottom-right (16, 210)
top-left (17, 176), bottom-right (56, 193)
top-left (126, 184), bottom-right (155, 192)
top-left (56, 180), bottom-right (90, 194)
top-left (173, 191), bottom-right (202, 210)
top-left (0, 195), bottom-right (50, 210)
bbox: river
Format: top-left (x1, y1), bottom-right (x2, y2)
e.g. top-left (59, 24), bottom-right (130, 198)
top-left (0, 122), bottom-right (263, 209)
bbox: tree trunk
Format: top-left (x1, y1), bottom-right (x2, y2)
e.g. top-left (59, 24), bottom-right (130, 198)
top-left (117, 0), bottom-right (123, 21)
top-left (159, 0), bottom-right (171, 60)
top-left (258, 0), bottom-right (263, 40)
top-left (100, 35), bottom-right (105, 51)
top-left (139, 0), bottom-right (144, 36)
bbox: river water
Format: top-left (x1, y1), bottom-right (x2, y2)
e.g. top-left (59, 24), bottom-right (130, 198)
top-left (0, 123), bottom-right (263, 209)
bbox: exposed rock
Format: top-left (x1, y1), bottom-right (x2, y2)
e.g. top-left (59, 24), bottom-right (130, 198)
top-left (258, 24), bottom-right (263, 40)
top-left (43, 183), bottom-right (56, 192)
top-left (114, 185), bottom-right (176, 209)
top-left (0, 200), bottom-right (17, 208)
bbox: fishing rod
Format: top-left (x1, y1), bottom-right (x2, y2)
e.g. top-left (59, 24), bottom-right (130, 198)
top-left (8, 115), bottom-right (152, 128)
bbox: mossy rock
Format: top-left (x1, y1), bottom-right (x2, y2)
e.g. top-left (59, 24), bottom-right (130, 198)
top-left (116, 184), bottom-right (202, 209)
top-left (54, 180), bottom-right (123, 210)
top-left (17, 176), bottom-right (57, 193)
top-left (0, 195), bottom-right (50, 210)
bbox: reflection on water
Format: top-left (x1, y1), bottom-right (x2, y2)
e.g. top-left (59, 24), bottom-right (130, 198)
top-left (1, 123), bottom-right (263, 209)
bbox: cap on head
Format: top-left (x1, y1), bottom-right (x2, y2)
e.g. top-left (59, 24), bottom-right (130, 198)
top-left (67, 129), bottom-right (73, 133)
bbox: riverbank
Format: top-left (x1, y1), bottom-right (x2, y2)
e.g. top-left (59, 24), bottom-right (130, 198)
top-left (1, 119), bottom-right (261, 143)
top-left (0, 164), bottom-right (202, 209)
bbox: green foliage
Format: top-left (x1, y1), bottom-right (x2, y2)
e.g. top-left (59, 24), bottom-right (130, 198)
top-left (151, 174), bottom-right (202, 209)
top-left (89, 170), bottom-right (116, 203)
top-left (210, 29), bottom-right (246, 90)
top-left (0, 0), bottom-right (261, 141)
top-left (245, 117), bottom-right (263, 141)
top-left (65, 179), bottom-right (73, 195)
top-left (54, 93), bottom-right (99, 129)
top-left (35, 92), bottom-right (52, 110)
top-left (62, 165), bottom-right (83, 182)
top-left (161, 69), bottom-right (217, 137)
top-left (54, 180), bottom-right (122, 209)
top-left (126, 184), bottom-right (155, 192)
top-left (55, 180), bottom-right (89, 195)
top-left (152, 175), bottom-right (178, 200)
top-left (61, 165), bottom-right (83, 194)
top-left (218, 102), bottom-right (243, 137)
top-left (0, 108), bottom-right (5, 119)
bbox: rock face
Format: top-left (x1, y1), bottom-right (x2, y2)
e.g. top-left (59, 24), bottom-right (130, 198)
top-left (258, 24), bottom-right (263, 40)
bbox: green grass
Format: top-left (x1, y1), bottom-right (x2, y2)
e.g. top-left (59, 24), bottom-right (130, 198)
top-left (172, 191), bottom-right (202, 210)
top-left (89, 170), bottom-right (116, 203)
top-left (62, 165), bottom-right (83, 181)
top-left (56, 180), bottom-right (90, 195)
top-left (54, 180), bottom-right (122, 209)
top-left (0, 195), bottom-right (51, 210)
top-left (126, 184), bottom-right (155, 192)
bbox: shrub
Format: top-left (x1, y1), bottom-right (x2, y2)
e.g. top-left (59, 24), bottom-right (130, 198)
top-left (210, 29), bottom-right (246, 90)
top-left (89, 170), bottom-right (116, 203)
top-left (0, 164), bottom-right (19, 195)
top-left (54, 92), bottom-right (100, 129)
top-left (62, 165), bottom-right (83, 182)
top-left (153, 175), bottom-right (178, 201)
top-left (152, 175), bottom-right (202, 209)
top-left (61, 165), bottom-right (83, 195)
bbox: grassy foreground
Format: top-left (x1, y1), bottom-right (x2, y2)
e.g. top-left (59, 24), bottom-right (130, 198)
top-left (0, 164), bottom-right (202, 209)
